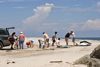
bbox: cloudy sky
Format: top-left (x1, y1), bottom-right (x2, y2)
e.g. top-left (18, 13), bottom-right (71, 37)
top-left (0, 0), bottom-right (100, 37)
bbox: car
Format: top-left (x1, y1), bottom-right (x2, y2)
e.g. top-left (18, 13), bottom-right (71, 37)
top-left (0, 27), bottom-right (15, 49)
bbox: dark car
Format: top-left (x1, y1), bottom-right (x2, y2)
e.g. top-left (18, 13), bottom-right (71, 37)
top-left (0, 27), bottom-right (15, 49)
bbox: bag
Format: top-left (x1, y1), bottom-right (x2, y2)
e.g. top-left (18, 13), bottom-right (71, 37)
top-left (9, 36), bottom-right (15, 44)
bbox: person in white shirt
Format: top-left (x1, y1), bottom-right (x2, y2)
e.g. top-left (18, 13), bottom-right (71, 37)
top-left (56, 38), bottom-right (62, 47)
top-left (71, 30), bottom-right (78, 46)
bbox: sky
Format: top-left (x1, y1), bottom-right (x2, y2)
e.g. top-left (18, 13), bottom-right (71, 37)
top-left (0, 0), bottom-right (100, 37)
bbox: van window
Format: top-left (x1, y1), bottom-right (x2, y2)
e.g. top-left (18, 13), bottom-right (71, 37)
top-left (0, 30), bottom-right (8, 35)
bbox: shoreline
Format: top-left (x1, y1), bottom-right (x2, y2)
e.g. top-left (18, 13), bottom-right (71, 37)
top-left (25, 37), bottom-right (100, 41)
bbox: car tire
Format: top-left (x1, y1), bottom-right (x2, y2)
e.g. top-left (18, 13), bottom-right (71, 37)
top-left (0, 42), bottom-right (3, 49)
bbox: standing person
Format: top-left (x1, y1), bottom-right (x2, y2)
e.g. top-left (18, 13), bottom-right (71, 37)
top-left (9, 32), bottom-right (18, 49)
top-left (52, 31), bottom-right (57, 46)
top-left (15, 38), bottom-right (19, 49)
top-left (19, 32), bottom-right (25, 49)
top-left (43, 32), bottom-right (49, 48)
top-left (70, 30), bottom-right (78, 46)
top-left (65, 32), bottom-right (72, 46)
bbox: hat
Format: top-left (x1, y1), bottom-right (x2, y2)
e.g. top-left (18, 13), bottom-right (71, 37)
top-left (30, 40), bottom-right (33, 43)
top-left (20, 31), bottom-right (23, 34)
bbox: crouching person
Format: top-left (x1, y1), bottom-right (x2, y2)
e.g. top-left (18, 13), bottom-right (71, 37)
top-left (26, 40), bottom-right (34, 48)
top-left (56, 38), bottom-right (62, 48)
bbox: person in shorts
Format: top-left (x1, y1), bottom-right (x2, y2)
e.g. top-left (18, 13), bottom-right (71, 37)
top-left (65, 32), bottom-right (72, 46)
top-left (43, 32), bottom-right (49, 48)
top-left (70, 30), bottom-right (78, 46)
top-left (9, 32), bottom-right (18, 49)
top-left (52, 31), bottom-right (57, 46)
top-left (15, 38), bottom-right (19, 49)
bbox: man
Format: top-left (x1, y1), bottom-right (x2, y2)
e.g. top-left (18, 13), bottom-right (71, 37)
top-left (70, 30), bottom-right (78, 46)
top-left (52, 31), bottom-right (57, 46)
top-left (43, 32), bottom-right (49, 48)
top-left (65, 32), bottom-right (72, 45)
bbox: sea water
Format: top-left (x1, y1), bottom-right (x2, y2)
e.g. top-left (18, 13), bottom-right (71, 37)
top-left (62, 37), bottom-right (100, 40)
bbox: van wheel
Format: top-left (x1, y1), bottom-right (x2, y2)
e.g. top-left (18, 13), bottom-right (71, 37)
top-left (0, 42), bottom-right (3, 49)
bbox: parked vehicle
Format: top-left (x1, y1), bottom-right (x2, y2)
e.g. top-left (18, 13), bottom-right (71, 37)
top-left (0, 27), bottom-right (15, 49)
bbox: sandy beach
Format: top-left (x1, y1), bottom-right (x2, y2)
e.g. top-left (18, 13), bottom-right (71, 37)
top-left (0, 37), bottom-right (100, 67)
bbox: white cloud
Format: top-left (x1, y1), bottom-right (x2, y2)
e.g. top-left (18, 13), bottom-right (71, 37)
top-left (42, 23), bottom-right (57, 26)
top-left (37, 23), bottom-right (58, 31)
top-left (81, 19), bottom-right (100, 30)
top-left (22, 3), bottom-right (54, 31)
top-left (97, 1), bottom-right (100, 7)
top-left (64, 23), bottom-right (82, 31)
top-left (55, 2), bottom-right (100, 12)
top-left (65, 19), bottom-right (100, 31)
top-left (0, 1), bottom-right (4, 3)
top-left (53, 6), bottom-right (67, 9)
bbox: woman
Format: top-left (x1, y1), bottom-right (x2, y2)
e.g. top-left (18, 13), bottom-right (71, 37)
top-left (71, 30), bottom-right (78, 46)
top-left (19, 31), bottom-right (25, 49)
top-left (9, 32), bottom-right (18, 49)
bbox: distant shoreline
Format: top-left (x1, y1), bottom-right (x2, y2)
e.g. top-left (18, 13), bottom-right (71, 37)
top-left (25, 37), bottom-right (100, 41)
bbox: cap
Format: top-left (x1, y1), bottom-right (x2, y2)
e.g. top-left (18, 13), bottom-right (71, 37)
top-left (20, 31), bottom-right (23, 34)
top-left (30, 40), bottom-right (33, 43)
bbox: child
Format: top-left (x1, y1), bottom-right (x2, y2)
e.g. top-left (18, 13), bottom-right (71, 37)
top-left (26, 40), bottom-right (34, 48)
top-left (56, 38), bottom-right (62, 47)
top-left (14, 38), bottom-right (19, 49)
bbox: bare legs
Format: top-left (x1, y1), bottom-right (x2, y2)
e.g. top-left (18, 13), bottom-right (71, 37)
top-left (52, 42), bottom-right (55, 46)
top-left (66, 41), bottom-right (68, 46)
top-left (45, 39), bottom-right (49, 48)
top-left (73, 41), bottom-right (78, 46)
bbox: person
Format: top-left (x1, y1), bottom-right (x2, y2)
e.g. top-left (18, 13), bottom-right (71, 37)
top-left (56, 38), bottom-right (62, 47)
top-left (65, 32), bottom-right (72, 46)
top-left (26, 40), bottom-right (34, 48)
top-left (19, 31), bottom-right (25, 49)
top-left (15, 38), bottom-right (19, 49)
top-left (70, 30), bottom-right (78, 46)
top-left (9, 32), bottom-right (18, 49)
top-left (43, 32), bottom-right (49, 48)
top-left (14, 37), bottom-right (19, 49)
top-left (52, 31), bottom-right (57, 46)
top-left (38, 39), bottom-right (43, 48)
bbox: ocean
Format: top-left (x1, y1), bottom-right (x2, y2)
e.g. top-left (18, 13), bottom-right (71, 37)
top-left (62, 37), bottom-right (100, 40)
top-left (76, 37), bottom-right (100, 40)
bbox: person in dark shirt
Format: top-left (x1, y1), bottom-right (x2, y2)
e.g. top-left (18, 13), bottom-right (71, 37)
top-left (65, 32), bottom-right (72, 45)
top-left (52, 31), bottom-right (57, 46)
